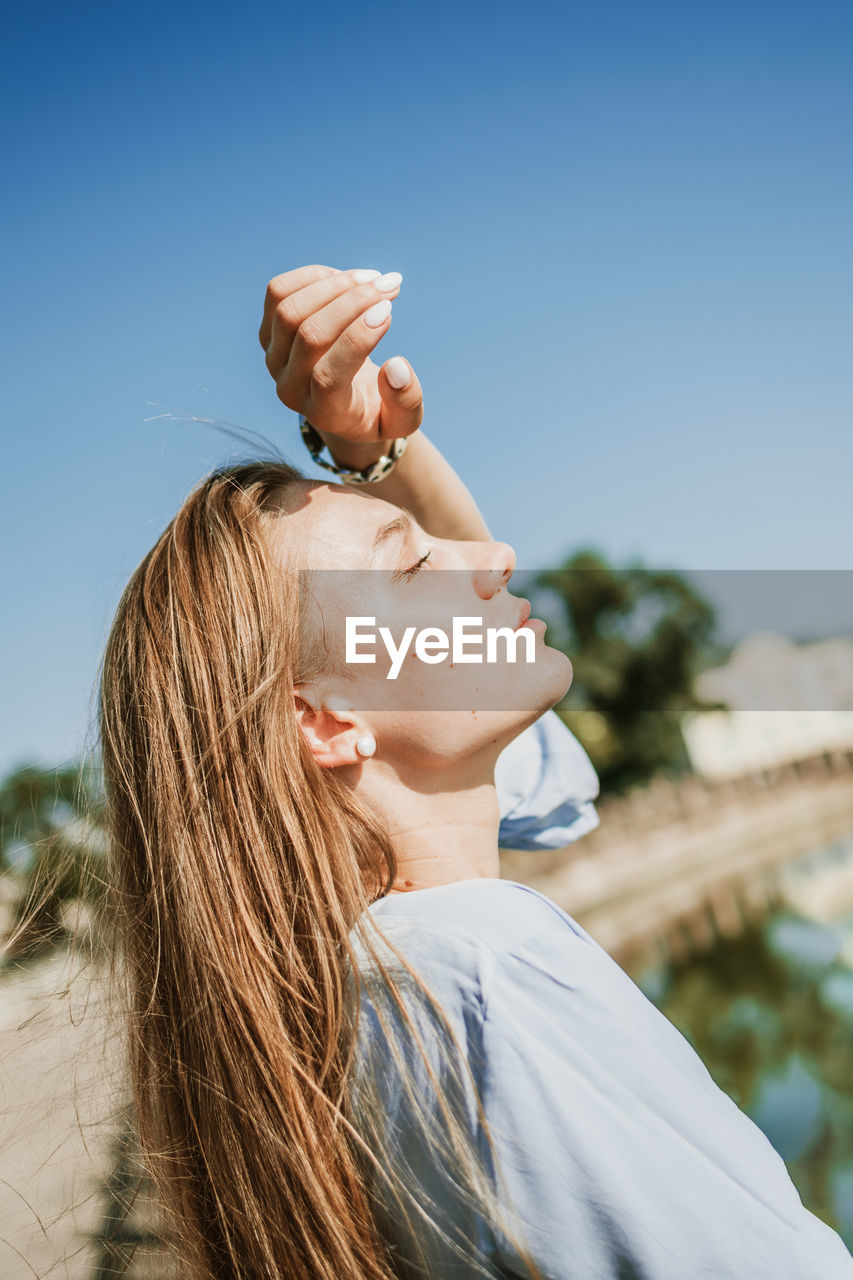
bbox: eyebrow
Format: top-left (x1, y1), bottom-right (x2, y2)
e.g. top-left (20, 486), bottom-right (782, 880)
top-left (369, 512), bottom-right (413, 564)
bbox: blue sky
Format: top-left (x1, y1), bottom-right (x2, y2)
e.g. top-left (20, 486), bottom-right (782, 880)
top-left (2, 0), bottom-right (851, 774)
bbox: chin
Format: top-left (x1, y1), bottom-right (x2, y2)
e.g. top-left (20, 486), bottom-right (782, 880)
top-left (491, 646), bottom-right (572, 725)
top-left (535, 643), bottom-right (573, 703)
top-left (505, 651), bottom-right (574, 737)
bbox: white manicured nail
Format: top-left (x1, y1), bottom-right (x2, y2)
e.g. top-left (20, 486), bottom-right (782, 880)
top-left (352, 268), bottom-right (380, 283)
top-left (376, 271), bottom-right (403, 292)
top-left (364, 299), bottom-right (392, 328)
top-left (385, 356), bottom-right (411, 389)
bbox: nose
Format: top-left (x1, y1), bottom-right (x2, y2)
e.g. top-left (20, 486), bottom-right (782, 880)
top-left (471, 539), bottom-right (516, 600)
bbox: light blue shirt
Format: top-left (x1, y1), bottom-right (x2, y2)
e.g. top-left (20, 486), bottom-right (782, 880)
top-left (348, 715), bottom-right (853, 1278)
top-left (495, 708), bottom-right (600, 850)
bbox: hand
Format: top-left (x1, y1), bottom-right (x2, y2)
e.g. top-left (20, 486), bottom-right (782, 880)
top-left (258, 265), bottom-right (424, 452)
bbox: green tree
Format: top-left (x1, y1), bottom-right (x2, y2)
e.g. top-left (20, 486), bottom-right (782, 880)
top-left (534, 550), bottom-right (723, 793)
top-left (0, 759), bottom-right (105, 959)
top-left (645, 918), bottom-right (853, 1238)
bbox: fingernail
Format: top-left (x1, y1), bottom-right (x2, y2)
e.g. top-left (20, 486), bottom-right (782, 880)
top-left (352, 268), bottom-right (380, 283)
top-left (385, 356), bottom-right (411, 389)
top-left (364, 299), bottom-right (392, 328)
top-left (376, 271), bottom-right (403, 292)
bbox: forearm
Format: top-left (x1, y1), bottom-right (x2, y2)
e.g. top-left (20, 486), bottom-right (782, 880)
top-left (314, 428), bottom-right (492, 542)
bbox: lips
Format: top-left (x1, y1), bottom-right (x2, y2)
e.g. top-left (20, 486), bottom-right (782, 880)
top-left (513, 599), bottom-right (532, 630)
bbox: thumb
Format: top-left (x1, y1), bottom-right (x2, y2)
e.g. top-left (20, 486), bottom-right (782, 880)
top-left (377, 357), bottom-right (424, 438)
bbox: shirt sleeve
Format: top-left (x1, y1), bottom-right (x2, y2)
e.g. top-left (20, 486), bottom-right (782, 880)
top-left (476, 914), bottom-right (853, 1280)
top-left (495, 708), bottom-right (600, 851)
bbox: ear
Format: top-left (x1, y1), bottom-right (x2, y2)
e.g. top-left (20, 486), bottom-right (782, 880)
top-left (293, 688), bottom-right (371, 769)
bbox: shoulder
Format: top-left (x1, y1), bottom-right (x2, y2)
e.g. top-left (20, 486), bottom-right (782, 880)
top-left (367, 876), bottom-right (594, 961)
top-left (363, 879), bottom-right (704, 1080)
top-left (352, 879), bottom-right (656, 1072)
top-left (357, 879), bottom-right (601, 1015)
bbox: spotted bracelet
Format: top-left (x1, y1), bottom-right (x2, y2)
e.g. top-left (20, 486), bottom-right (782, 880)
top-left (298, 416), bottom-right (409, 486)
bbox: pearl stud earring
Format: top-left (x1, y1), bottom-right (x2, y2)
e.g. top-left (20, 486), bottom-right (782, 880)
top-left (355, 734), bottom-right (376, 758)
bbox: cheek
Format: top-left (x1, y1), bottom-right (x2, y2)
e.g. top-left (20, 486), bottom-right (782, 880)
top-left (330, 580), bottom-right (570, 716)
top-left (366, 706), bottom-right (483, 765)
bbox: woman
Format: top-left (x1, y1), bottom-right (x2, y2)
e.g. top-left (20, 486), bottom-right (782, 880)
top-left (99, 265), bottom-right (852, 1279)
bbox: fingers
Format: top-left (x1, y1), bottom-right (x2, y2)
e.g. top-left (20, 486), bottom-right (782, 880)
top-left (262, 271), bottom-right (391, 373)
top-left (277, 274), bottom-right (402, 405)
top-left (261, 267), bottom-right (395, 369)
top-left (377, 358), bottom-right (424, 438)
top-left (260, 265), bottom-right (419, 440)
top-left (259, 265), bottom-right (337, 350)
top-left (304, 283), bottom-right (404, 404)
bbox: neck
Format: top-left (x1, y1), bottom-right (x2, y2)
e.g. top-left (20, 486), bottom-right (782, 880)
top-left (356, 758), bottom-right (502, 894)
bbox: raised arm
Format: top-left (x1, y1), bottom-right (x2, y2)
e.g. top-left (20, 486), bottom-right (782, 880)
top-left (320, 431), bottom-right (492, 543)
top-left (258, 264), bottom-right (491, 541)
top-left (259, 263), bottom-right (600, 846)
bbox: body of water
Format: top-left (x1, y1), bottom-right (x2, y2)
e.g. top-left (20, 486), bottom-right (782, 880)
top-left (637, 834), bottom-right (853, 1250)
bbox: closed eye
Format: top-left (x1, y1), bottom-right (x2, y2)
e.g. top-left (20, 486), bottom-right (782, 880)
top-left (396, 549), bottom-right (432, 581)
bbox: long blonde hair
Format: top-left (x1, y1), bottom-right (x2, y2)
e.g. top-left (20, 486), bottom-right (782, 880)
top-left (98, 459), bottom-right (541, 1280)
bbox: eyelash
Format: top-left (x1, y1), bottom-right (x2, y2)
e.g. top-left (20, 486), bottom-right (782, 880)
top-left (400, 549), bottom-right (432, 579)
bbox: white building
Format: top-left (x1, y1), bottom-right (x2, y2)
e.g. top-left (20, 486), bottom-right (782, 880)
top-left (682, 633), bottom-right (853, 779)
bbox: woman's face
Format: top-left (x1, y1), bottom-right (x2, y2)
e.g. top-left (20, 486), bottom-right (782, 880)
top-left (268, 481), bottom-right (572, 774)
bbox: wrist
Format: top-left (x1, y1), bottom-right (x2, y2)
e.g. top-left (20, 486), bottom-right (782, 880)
top-left (313, 429), bottom-right (388, 470)
top-left (298, 416), bottom-right (410, 486)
